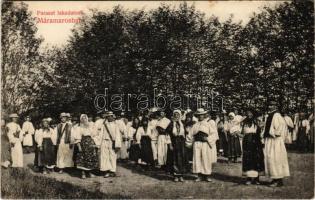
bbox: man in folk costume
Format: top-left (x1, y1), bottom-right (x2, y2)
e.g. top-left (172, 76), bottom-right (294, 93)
top-left (156, 110), bottom-right (171, 168)
top-left (116, 112), bottom-right (128, 160)
top-left (6, 113), bottom-right (24, 168)
top-left (22, 115), bottom-right (35, 153)
top-left (99, 111), bottom-right (122, 178)
top-left (263, 100), bottom-right (290, 187)
top-left (55, 112), bottom-right (74, 173)
top-left (148, 107), bottom-right (159, 164)
top-left (192, 108), bottom-right (218, 182)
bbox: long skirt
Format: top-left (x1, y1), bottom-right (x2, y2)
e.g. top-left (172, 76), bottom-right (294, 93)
top-left (297, 127), bottom-right (309, 152)
top-left (100, 140), bottom-right (117, 172)
top-left (37, 138), bottom-right (56, 168)
top-left (129, 142), bottom-right (140, 162)
top-left (11, 141), bottom-right (23, 168)
top-left (74, 136), bottom-right (98, 170)
top-left (264, 137), bottom-right (290, 179)
top-left (168, 136), bottom-right (186, 176)
top-left (140, 136), bottom-right (154, 165)
top-left (226, 134), bottom-right (242, 159)
top-left (118, 138), bottom-right (129, 160)
top-left (157, 135), bottom-right (168, 165)
top-left (218, 129), bottom-right (228, 154)
top-left (1, 134), bottom-right (11, 163)
top-left (56, 142), bottom-right (74, 168)
top-left (23, 134), bottom-right (33, 146)
top-left (242, 133), bottom-right (264, 177)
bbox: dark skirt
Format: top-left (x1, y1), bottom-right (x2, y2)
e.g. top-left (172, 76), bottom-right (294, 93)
top-left (168, 135), bottom-right (186, 176)
top-left (218, 129), bottom-right (228, 153)
top-left (140, 136), bottom-right (154, 165)
top-left (129, 143), bottom-right (141, 162)
top-left (297, 127), bottom-right (309, 152)
top-left (74, 136), bottom-right (98, 170)
top-left (37, 138), bottom-right (56, 167)
top-left (1, 133), bottom-right (11, 162)
top-left (226, 134), bottom-right (242, 159)
top-left (242, 133), bottom-right (264, 173)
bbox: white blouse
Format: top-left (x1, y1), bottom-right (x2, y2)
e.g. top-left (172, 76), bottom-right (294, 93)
top-left (35, 128), bottom-right (57, 146)
top-left (242, 124), bottom-right (258, 134)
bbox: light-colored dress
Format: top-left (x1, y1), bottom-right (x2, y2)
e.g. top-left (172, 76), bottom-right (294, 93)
top-left (192, 119), bottom-right (218, 175)
top-left (98, 121), bottom-right (122, 172)
top-left (284, 115), bottom-right (294, 144)
top-left (116, 119), bottom-right (128, 159)
top-left (6, 122), bottom-right (23, 167)
top-left (264, 112), bottom-right (290, 179)
top-left (22, 121), bottom-right (35, 146)
top-left (55, 123), bottom-right (74, 168)
top-left (157, 117), bottom-right (171, 166)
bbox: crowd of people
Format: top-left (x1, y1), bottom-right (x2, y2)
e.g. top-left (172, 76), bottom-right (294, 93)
top-left (1, 101), bottom-right (314, 187)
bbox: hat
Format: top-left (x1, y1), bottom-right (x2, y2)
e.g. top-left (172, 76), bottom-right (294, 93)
top-left (66, 113), bottom-right (71, 117)
top-left (105, 111), bottom-right (114, 117)
top-left (194, 108), bottom-right (207, 116)
top-left (228, 112), bottom-right (235, 118)
top-left (42, 118), bottom-right (49, 122)
top-left (222, 109), bottom-right (227, 114)
top-left (150, 107), bottom-right (159, 113)
top-left (186, 108), bottom-right (192, 113)
top-left (9, 113), bottom-right (19, 118)
top-left (173, 109), bottom-right (181, 114)
top-left (46, 117), bottom-right (52, 122)
top-left (60, 112), bottom-right (67, 118)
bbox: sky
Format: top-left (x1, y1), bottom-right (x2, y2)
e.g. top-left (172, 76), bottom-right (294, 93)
top-left (23, 1), bottom-right (286, 46)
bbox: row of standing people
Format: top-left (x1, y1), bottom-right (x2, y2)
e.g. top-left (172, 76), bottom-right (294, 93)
top-left (3, 100), bottom-right (296, 186)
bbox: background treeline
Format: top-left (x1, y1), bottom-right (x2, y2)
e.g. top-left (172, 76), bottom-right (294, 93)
top-left (1, 1), bottom-right (314, 119)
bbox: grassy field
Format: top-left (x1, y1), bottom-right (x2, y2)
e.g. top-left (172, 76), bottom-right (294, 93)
top-left (1, 151), bottom-right (314, 199)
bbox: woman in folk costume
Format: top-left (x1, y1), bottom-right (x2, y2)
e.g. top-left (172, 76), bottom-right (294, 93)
top-left (192, 108), bottom-right (218, 182)
top-left (99, 111), bottom-right (122, 178)
top-left (296, 112), bottom-right (310, 153)
top-left (6, 113), bottom-right (23, 168)
top-left (292, 112), bottom-right (299, 146)
top-left (224, 112), bottom-right (242, 163)
top-left (1, 119), bottom-right (11, 168)
top-left (127, 117), bottom-right (141, 164)
top-left (263, 100), bottom-right (290, 187)
top-left (22, 116), bottom-right (35, 153)
top-left (139, 117), bottom-right (155, 168)
top-left (73, 114), bottom-right (99, 179)
top-left (184, 111), bottom-right (196, 172)
top-left (55, 112), bottom-right (74, 173)
top-left (217, 114), bottom-right (228, 157)
top-left (35, 118), bottom-right (57, 174)
top-left (283, 112), bottom-right (294, 147)
top-left (241, 108), bottom-right (264, 185)
top-left (166, 110), bottom-right (187, 182)
top-left (156, 110), bottom-right (171, 168)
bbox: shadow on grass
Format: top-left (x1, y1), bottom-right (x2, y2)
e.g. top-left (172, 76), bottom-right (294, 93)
top-left (1, 167), bottom-right (131, 199)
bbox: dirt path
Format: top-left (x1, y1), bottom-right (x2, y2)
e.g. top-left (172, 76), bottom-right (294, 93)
top-left (23, 152), bottom-right (314, 198)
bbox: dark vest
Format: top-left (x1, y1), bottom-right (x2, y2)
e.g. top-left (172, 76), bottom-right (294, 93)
top-left (263, 111), bottom-right (277, 138)
top-left (56, 123), bottom-right (71, 145)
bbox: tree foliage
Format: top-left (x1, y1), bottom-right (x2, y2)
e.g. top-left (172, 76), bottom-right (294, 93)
top-left (2, 1), bottom-right (314, 117)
